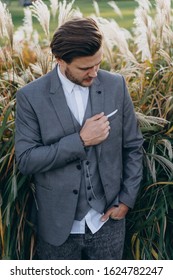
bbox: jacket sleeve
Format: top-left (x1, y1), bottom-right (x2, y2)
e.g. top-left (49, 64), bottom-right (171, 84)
top-left (15, 90), bottom-right (87, 175)
top-left (119, 77), bottom-right (143, 208)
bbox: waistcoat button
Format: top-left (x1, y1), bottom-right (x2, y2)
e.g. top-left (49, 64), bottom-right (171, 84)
top-left (73, 190), bottom-right (78, 195)
top-left (76, 164), bottom-right (81, 170)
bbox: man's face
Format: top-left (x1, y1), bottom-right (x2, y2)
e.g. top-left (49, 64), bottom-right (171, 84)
top-left (57, 48), bottom-right (103, 87)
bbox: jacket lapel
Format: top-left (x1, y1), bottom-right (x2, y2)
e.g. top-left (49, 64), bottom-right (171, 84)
top-left (49, 67), bottom-right (104, 157)
top-left (49, 67), bottom-right (76, 136)
top-left (90, 77), bottom-right (104, 115)
top-left (90, 76), bottom-right (104, 158)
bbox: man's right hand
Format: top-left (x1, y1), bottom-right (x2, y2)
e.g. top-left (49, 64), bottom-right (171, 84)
top-left (80, 112), bottom-right (110, 146)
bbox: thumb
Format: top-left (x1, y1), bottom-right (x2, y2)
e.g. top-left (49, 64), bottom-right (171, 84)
top-left (101, 211), bottom-right (111, 222)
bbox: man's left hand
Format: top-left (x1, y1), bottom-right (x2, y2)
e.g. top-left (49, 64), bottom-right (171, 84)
top-left (101, 203), bottom-right (129, 222)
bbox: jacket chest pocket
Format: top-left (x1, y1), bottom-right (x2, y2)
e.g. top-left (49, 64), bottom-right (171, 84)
top-left (108, 113), bottom-right (122, 139)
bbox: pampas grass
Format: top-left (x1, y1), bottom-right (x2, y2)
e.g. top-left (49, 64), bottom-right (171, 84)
top-left (57, 0), bottom-right (82, 27)
top-left (13, 7), bottom-right (39, 56)
top-left (0, 1), bottom-right (14, 49)
top-left (155, 0), bottom-right (172, 48)
top-left (133, 0), bottom-right (154, 62)
top-left (49, 0), bottom-right (59, 19)
top-left (29, 46), bottom-right (53, 76)
top-left (136, 112), bottom-right (169, 128)
top-left (30, 0), bottom-right (50, 39)
top-left (93, 0), bottom-right (100, 17)
top-left (108, 1), bottom-right (122, 18)
top-left (91, 16), bottom-right (137, 69)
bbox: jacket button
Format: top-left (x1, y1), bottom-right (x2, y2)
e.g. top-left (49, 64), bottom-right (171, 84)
top-left (88, 197), bottom-right (92, 201)
top-left (76, 164), bottom-right (81, 170)
top-left (73, 190), bottom-right (78, 195)
top-left (87, 186), bottom-right (91, 190)
top-left (86, 161), bottom-right (90, 165)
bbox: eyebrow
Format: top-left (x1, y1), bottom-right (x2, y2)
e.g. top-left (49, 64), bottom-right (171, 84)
top-left (78, 60), bottom-right (102, 70)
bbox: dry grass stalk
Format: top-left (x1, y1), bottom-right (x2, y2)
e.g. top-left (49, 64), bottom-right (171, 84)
top-left (93, 0), bottom-right (100, 17)
top-left (0, 1), bottom-right (14, 49)
top-left (155, 0), bottom-right (172, 48)
top-left (134, 0), bottom-right (154, 62)
top-left (29, 46), bottom-right (53, 76)
top-left (58, 0), bottom-right (82, 27)
top-left (108, 1), bottom-right (122, 17)
top-left (49, 0), bottom-right (59, 19)
top-left (30, 0), bottom-right (50, 39)
top-left (14, 8), bottom-right (34, 43)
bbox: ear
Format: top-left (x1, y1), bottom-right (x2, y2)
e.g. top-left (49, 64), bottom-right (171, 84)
top-left (56, 58), bottom-right (66, 67)
top-left (56, 57), bottom-right (62, 64)
top-left (56, 58), bottom-right (66, 76)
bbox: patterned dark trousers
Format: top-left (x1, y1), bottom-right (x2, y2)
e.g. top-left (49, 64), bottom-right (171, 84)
top-left (37, 218), bottom-right (125, 260)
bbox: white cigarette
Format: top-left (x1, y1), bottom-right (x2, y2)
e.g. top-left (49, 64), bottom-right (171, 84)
top-left (106, 109), bottom-right (118, 118)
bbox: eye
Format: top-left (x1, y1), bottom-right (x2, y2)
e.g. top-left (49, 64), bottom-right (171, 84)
top-left (78, 61), bottom-right (101, 71)
top-left (79, 67), bottom-right (91, 71)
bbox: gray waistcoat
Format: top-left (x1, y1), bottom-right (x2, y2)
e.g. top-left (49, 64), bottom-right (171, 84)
top-left (69, 95), bottom-right (106, 221)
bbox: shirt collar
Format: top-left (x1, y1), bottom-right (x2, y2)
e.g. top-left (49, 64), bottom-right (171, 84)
top-left (57, 65), bottom-right (74, 94)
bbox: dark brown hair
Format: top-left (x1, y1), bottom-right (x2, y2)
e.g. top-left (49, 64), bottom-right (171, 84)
top-left (50, 18), bottom-right (103, 63)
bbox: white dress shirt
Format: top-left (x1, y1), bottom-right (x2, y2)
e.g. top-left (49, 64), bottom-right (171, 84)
top-left (57, 66), bottom-right (108, 234)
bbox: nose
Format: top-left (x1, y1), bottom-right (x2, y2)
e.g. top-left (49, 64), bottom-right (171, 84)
top-left (88, 66), bottom-right (98, 78)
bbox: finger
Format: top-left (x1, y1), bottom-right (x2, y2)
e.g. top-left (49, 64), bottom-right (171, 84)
top-left (101, 212), bottom-right (110, 222)
top-left (93, 114), bottom-right (108, 124)
top-left (105, 120), bottom-right (110, 126)
top-left (101, 208), bottom-right (113, 221)
top-left (106, 121), bottom-right (111, 130)
top-left (99, 115), bottom-right (108, 123)
top-left (90, 112), bottom-right (104, 121)
top-left (104, 125), bottom-right (111, 135)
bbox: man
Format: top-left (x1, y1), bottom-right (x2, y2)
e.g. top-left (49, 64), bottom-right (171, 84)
top-left (15, 18), bottom-right (143, 260)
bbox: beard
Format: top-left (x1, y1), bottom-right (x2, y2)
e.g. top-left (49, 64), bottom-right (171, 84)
top-left (65, 68), bottom-right (94, 87)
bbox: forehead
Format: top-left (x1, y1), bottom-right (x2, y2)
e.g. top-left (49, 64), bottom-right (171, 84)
top-left (70, 48), bottom-right (103, 68)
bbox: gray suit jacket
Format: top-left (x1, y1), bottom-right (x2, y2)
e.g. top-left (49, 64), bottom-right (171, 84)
top-left (15, 67), bottom-right (143, 246)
